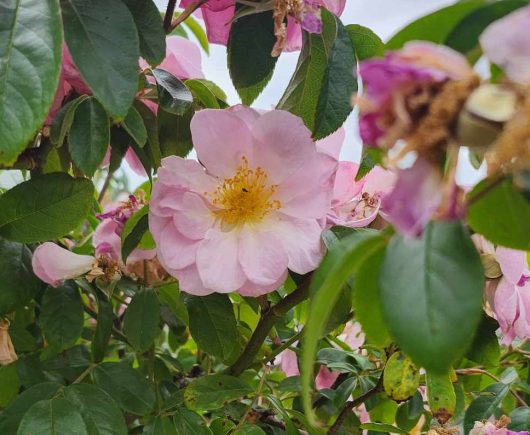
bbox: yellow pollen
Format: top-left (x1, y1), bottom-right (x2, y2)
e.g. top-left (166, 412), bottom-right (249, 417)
top-left (211, 157), bottom-right (281, 226)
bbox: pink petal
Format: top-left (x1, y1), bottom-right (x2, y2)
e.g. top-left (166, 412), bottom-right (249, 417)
top-left (32, 243), bottom-right (94, 286)
top-left (124, 148), bottom-right (147, 176)
top-left (238, 226), bottom-right (289, 286)
top-left (62, 45), bottom-right (91, 94)
top-left (127, 248), bottom-right (156, 264)
top-left (316, 127), bottom-right (345, 160)
top-left (237, 270), bottom-right (288, 297)
top-left (227, 105), bottom-right (261, 128)
top-left (158, 224), bottom-right (200, 270)
top-left (340, 322), bottom-right (365, 350)
top-left (173, 264), bottom-right (214, 296)
top-left (471, 234), bottom-right (495, 255)
top-left (191, 109), bottom-right (253, 178)
top-left (284, 17), bottom-right (303, 52)
top-left (157, 156), bottom-right (217, 193)
top-left (279, 348), bottom-right (300, 377)
top-left (322, 0), bottom-right (346, 16)
top-left (93, 219), bottom-right (121, 260)
top-left (155, 36), bottom-right (204, 80)
top-left (480, 5), bottom-right (530, 84)
top-left (271, 214), bottom-right (325, 274)
top-left (196, 229), bottom-right (246, 293)
top-left (202, 5), bottom-right (234, 45)
top-left (496, 246), bottom-right (529, 285)
top-left (331, 161), bottom-right (362, 206)
top-left (315, 366), bottom-right (339, 390)
top-left (251, 110), bottom-right (316, 184)
top-left (172, 192), bottom-right (214, 240)
top-left (362, 166), bottom-right (396, 197)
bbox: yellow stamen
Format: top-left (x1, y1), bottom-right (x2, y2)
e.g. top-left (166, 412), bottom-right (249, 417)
top-left (211, 157), bottom-right (281, 226)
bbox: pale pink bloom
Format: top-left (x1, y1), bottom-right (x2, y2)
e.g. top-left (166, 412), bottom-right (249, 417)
top-left (149, 105), bottom-right (336, 296)
top-left (339, 321), bottom-right (365, 349)
top-left (180, 0), bottom-right (345, 50)
top-left (480, 5), bottom-right (530, 84)
top-left (359, 42), bottom-right (473, 147)
top-left (472, 235), bottom-right (530, 344)
top-left (470, 421), bottom-right (528, 435)
top-left (32, 243), bottom-right (95, 287)
top-left (0, 321), bottom-right (17, 366)
top-left (279, 348), bottom-right (300, 378)
top-left (380, 157), bottom-right (443, 236)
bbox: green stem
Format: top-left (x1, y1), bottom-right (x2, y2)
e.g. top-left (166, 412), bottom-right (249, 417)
top-left (225, 278), bottom-right (311, 376)
top-left (262, 329), bottom-right (304, 365)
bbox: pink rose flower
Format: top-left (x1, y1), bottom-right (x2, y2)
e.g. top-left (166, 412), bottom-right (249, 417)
top-left (470, 421), bottom-right (528, 435)
top-left (32, 242), bottom-right (95, 287)
top-left (480, 5), bottom-right (530, 84)
top-left (180, 0), bottom-right (345, 52)
top-left (149, 105), bottom-right (336, 296)
top-left (359, 42), bottom-right (473, 147)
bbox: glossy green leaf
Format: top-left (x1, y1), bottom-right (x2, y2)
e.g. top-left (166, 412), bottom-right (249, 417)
top-left (121, 205), bottom-right (150, 262)
top-left (0, 173), bottom-right (94, 243)
top-left (39, 281), bottom-right (84, 351)
top-left (134, 100), bottom-right (162, 170)
top-left (144, 416), bottom-right (178, 435)
top-left (69, 97), bottom-right (110, 176)
top-left (426, 371), bottom-right (456, 424)
top-left (50, 96), bottom-right (88, 147)
top-left (0, 363), bottom-right (20, 407)
top-left (380, 221), bottom-right (484, 373)
top-left (464, 382), bottom-right (510, 433)
top-left (278, 10), bottom-right (357, 139)
top-left (0, 0), bottom-right (62, 165)
top-left (172, 408), bottom-right (212, 435)
top-left (123, 288), bottom-right (160, 352)
top-left (228, 10), bottom-right (277, 105)
top-left (186, 79), bottom-right (220, 109)
top-left (184, 374), bottom-right (252, 411)
top-left (301, 232), bottom-right (386, 424)
top-left (122, 105), bottom-right (147, 147)
top-left (152, 68), bottom-right (193, 115)
top-left (91, 296), bottom-right (113, 363)
top-left (467, 178), bottom-right (530, 250)
top-left (63, 384), bottom-right (127, 435)
top-left (509, 407), bottom-right (530, 431)
top-left (383, 352), bottom-right (420, 401)
top-left (93, 362), bottom-right (156, 416)
top-left (186, 294), bottom-right (239, 362)
top-left (466, 314), bottom-right (500, 367)
top-left (0, 238), bottom-right (40, 315)
top-left (346, 24), bottom-right (384, 60)
top-left (0, 382), bottom-right (62, 433)
top-left (158, 108), bottom-right (194, 158)
top-left (353, 242), bottom-right (391, 347)
top-left (122, 0), bottom-right (166, 66)
top-left (61, 0), bottom-right (139, 117)
top-left (182, 15), bottom-right (209, 54)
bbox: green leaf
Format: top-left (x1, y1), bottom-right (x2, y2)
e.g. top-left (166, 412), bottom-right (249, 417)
top-left (185, 79), bottom-right (220, 109)
top-left (301, 232), bottom-right (386, 424)
top-left (158, 108), bottom-right (194, 158)
top-left (69, 97), bottom-right (110, 176)
top-left (91, 295), bottom-right (113, 363)
top-left (182, 16), bottom-right (209, 54)
top-left (278, 10), bottom-right (357, 139)
top-left (467, 178), bottom-right (530, 250)
top-left (63, 384), bottom-right (127, 435)
top-left (426, 371), bottom-right (456, 424)
top-left (157, 282), bottom-right (188, 325)
top-left (0, 173), bottom-right (94, 243)
top-left (134, 100), bottom-right (162, 170)
top-left (0, 238), bottom-right (40, 315)
top-left (123, 288), bottom-right (160, 353)
top-left (152, 68), bottom-right (193, 115)
top-left (186, 294), bottom-right (239, 362)
top-left (93, 362), bottom-right (156, 416)
top-left (445, 0), bottom-right (527, 59)
top-left (0, 363), bottom-right (20, 407)
top-left (0, 382), bottom-right (62, 433)
top-left (122, 0), bottom-right (166, 66)
top-left (232, 425), bottom-right (266, 435)
top-left (122, 105), bottom-right (147, 147)
top-left (172, 408), bottom-right (212, 435)
top-left (144, 416), bottom-right (177, 435)
top-left (386, 0), bottom-right (487, 49)
top-left (60, 0), bottom-right (140, 117)
top-left (380, 221), bottom-right (484, 373)
top-left (383, 352), bottom-right (420, 401)
top-left (184, 374), bottom-right (252, 411)
top-left (228, 10), bottom-right (277, 105)
top-left (464, 382), bottom-right (510, 433)
top-left (345, 24), bottom-right (384, 60)
top-left (360, 423), bottom-right (408, 434)
top-left (39, 281), bottom-right (84, 351)
top-left (353, 242), bottom-right (391, 347)
top-left (466, 314), bottom-right (500, 367)
top-left (121, 205), bottom-right (150, 262)
top-left (50, 96), bottom-right (88, 147)
top-left (0, 0), bottom-right (62, 165)
top-left (509, 407), bottom-right (530, 431)
top-left (18, 397), bottom-right (88, 435)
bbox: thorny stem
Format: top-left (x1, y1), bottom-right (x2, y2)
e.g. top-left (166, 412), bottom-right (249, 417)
top-left (328, 374), bottom-right (384, 434)
top-left (225, 277), bottom-right (311, 376)
top-left (164, 0), bottom-right (178, 33)
top-left (167, 0), bottom-right (208, 33)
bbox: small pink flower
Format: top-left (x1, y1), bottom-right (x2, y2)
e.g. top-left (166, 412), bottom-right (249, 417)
top-left (149, 105), bottom-right (336, 296)
top-left (380, 157), bottom-right (443, 237)
top-left (470, 421), bottom-right (528, 435)
top-left (0, 320), bottom-right (17, 366)
top-left (359, 42), bottom-right (473, 147)
top-left (32, 242), bottom-right (95, 286)
top-left (480, 5), bottom-right (530, 84)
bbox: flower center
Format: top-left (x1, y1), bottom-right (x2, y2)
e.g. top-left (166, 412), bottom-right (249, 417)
top-left (211, 157), bottom-right (281, 226)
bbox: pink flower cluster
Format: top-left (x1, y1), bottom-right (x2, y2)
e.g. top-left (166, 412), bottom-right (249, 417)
top-left (470, 420), bottom-right (528, 435)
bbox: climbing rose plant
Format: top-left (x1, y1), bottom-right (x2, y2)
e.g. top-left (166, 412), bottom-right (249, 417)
top-left (2, 0), bottom-right (530, 434)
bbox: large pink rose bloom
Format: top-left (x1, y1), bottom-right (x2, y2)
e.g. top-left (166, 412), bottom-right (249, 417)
top-left (149, 105), bottom-right (336, 296)
top-left (480, 5), bottom-right (530, 84)
top-left (181, 0), bottom-right (345, 51)
top-left (359, 41), bottom-right (473, 147)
